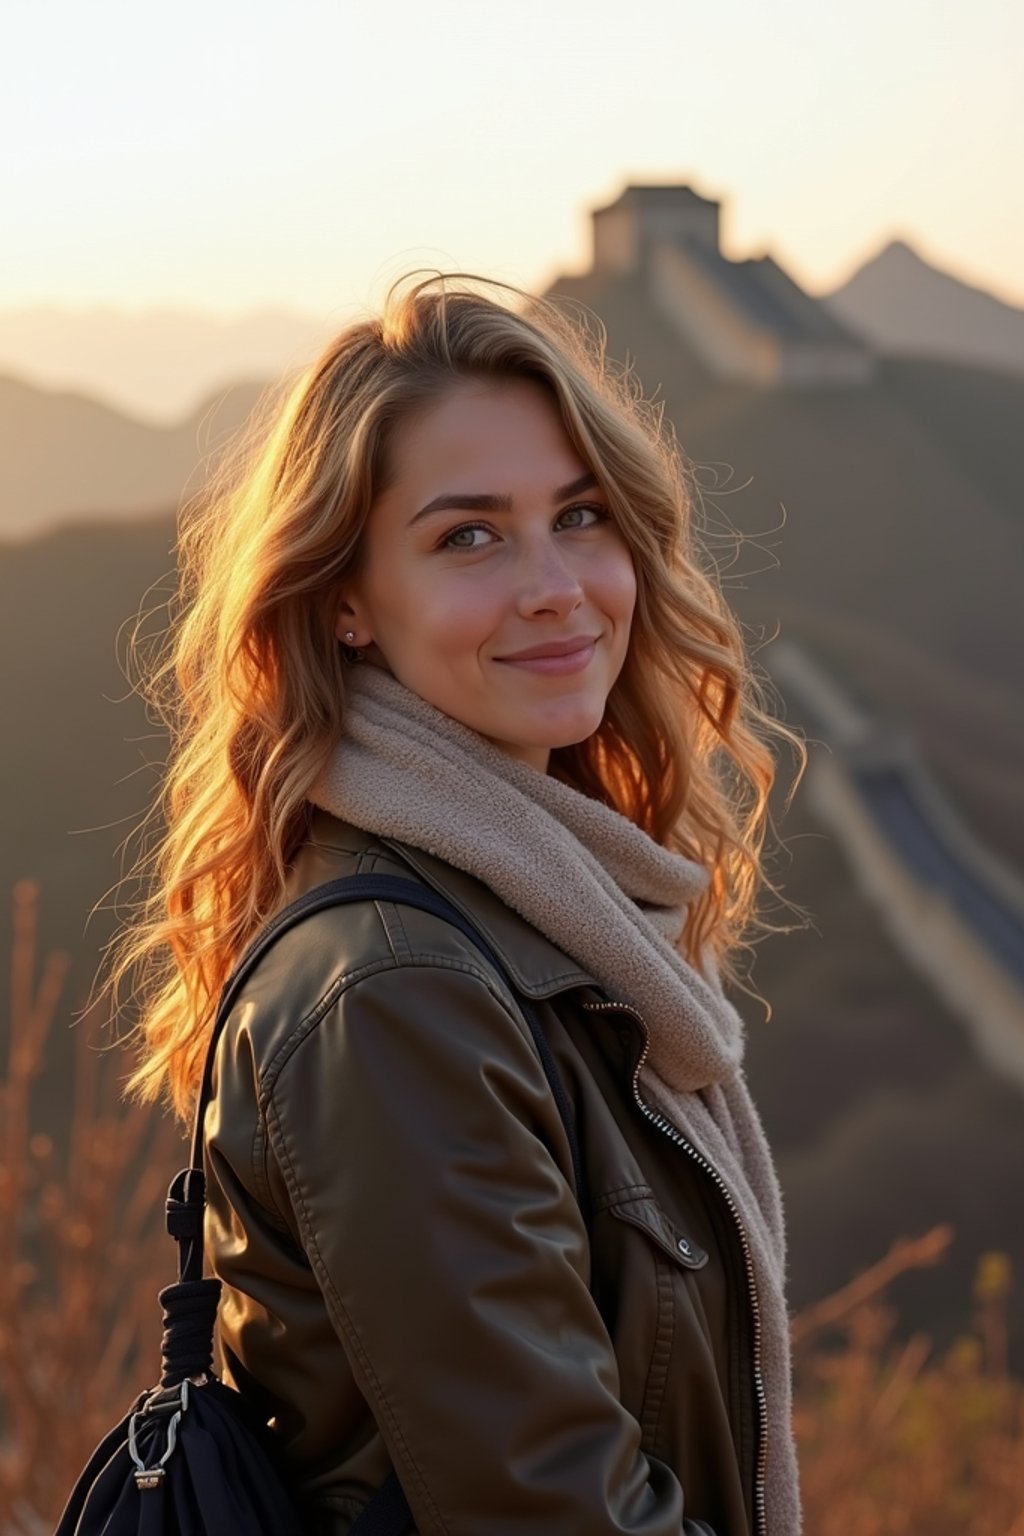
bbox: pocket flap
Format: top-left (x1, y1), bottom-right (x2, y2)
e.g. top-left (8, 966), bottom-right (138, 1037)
top-left (607, 1195), bottom-right (709, 1270)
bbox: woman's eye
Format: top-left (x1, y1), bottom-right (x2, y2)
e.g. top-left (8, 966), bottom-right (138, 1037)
top-left (559, 502), bottom-right (608, 529)
top-left (442, 522), bottom-right (493, 550)
top-left (439, 504), bottom-right (608, 551)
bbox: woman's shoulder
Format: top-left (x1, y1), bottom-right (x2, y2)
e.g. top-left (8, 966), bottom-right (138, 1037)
top-left (211, 808), bottom-right (600, 1101)
top-left (217, 823), bottom-right (503, 1078)
top-left (284, 807), bottom-right (598, 1006)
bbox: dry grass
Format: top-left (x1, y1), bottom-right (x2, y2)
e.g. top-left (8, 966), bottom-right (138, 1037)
top-left (792, 1227), bottom-right (1024, 1532)
top-left (1, 880), bottom-right (1022, 1533)
top-left (0, 881), bottom-right (180, 1534)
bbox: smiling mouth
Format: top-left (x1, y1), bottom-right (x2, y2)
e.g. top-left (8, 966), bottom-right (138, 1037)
top-left (495, 639), bottom-right (598, 676)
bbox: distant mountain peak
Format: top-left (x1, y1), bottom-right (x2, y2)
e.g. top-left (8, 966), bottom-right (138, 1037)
top-left (872, 237), bottom-right (931, 269)
top-left (822, 236), bottom-right (1024, 375)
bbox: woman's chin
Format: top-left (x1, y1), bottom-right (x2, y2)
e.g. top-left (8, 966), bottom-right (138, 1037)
top-left (515, 699), bottom-right (608, 751)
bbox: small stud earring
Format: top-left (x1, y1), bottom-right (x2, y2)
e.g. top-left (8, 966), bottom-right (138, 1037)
top-left (341, 629), bottom-right (365, 663)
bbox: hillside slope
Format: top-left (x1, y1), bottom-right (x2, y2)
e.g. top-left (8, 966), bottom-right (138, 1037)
top-left (0, 375), bottom-right (272, 538)
top-left (2, 511), bottom-right (1022, 1364)
top-left (546, 270), bottom-right (1024, 868)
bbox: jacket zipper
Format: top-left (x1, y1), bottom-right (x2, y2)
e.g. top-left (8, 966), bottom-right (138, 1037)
top-left (582, 998), bottom-right (768, 1536)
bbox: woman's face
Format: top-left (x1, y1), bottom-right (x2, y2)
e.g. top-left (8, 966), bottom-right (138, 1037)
top-left (336, 376), bottom-right (637, 772)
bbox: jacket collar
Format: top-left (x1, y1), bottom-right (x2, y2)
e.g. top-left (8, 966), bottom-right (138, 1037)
top-left (305, 807), bottom-right (600, 1000)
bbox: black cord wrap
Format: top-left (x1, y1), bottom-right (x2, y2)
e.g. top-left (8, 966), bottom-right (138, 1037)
top-left (159, 1277), bottom-right (222, 1388)
top-left (166, 1166), bottom-right (206, 1284)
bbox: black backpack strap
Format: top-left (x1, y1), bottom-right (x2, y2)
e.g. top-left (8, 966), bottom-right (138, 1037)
top-left (177, 872), bottom-right (592, 1536)
top-left (142, 873), bottom-right (598, 1536)
top-left (175, 877), bottom-right (593, 1280)
top-left (187, 874), bottom-right (589, 1229)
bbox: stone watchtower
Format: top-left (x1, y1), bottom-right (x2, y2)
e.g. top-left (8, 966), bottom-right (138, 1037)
top-left (590, 183), bottom-right (875, 388)
top-left (592, 184), bottom-right (721, 274)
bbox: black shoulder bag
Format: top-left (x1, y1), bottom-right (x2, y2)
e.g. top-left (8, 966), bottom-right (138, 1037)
top-left (55, 874), bottom-right (593, 1536)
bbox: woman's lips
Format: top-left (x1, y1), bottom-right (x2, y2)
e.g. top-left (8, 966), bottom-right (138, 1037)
top-left (495, 639), bottom-right (597, 676)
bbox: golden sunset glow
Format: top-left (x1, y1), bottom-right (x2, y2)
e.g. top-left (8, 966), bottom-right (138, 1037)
top-left (2, 0), bottom-right (1021, 315)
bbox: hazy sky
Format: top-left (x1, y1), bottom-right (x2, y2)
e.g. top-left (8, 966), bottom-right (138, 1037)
top-left (4, 0), bottom-right (1022, 317)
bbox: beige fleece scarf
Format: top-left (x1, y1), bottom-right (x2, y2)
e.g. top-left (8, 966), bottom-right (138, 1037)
top-left (310, 660), bottom-right (802, 1534)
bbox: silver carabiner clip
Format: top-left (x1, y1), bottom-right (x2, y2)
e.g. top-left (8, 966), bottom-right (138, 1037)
top-left (128, 1378), bottom-right (190, 1490)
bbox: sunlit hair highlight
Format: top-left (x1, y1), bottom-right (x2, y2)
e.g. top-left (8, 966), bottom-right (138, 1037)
top-left (96, 270), bottom-right (808, 1123)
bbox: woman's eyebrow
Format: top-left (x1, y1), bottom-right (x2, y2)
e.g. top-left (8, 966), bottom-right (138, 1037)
top-left (408, 470), bottom-right (599, 528)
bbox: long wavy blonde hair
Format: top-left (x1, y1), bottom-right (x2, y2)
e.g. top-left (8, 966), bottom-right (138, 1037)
top-left (99, 270), bottom-right (808, 1124)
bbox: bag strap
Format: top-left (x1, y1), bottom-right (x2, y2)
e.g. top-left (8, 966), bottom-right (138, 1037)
top-left (171, 873), bottom-right (592, 1281)
top-left (162, 872), bottom-right (593, 1536)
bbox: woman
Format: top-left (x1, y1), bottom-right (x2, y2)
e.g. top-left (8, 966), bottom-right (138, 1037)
top-left (112, 272), bottom-right (807, 1533)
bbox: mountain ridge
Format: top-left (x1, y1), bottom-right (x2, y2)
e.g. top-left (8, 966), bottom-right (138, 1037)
top-left (823, 237), bottom-right (1024, 377)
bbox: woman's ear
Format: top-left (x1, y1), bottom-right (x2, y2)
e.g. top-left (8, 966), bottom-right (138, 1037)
top-left (334, 593), bottom-right (361, 646)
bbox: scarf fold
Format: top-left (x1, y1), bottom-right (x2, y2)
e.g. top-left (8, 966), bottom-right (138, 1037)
top-left (310, 661), bottom-right (802, 1534)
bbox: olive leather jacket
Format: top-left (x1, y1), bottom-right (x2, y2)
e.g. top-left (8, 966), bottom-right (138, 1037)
top-left (203, 808), bottom-right (761, 1534)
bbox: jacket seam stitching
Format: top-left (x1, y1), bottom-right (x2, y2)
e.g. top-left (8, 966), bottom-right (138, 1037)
top-left (401, 947), bottom-right (520, 1008)
top-left (266, 1093), bottom-right (449, 1535)
top-left (403, 941), bottom-right (586, 997)
top-left (254, 955), bottom-right (549, 1219)
top-left (375, 835), bottom-right (595, 995)
top-left (258, 957), bottom-right (395, 1097)
top-left (641, 1252), bottom-right (674, 1455)
top-left (252, 956), bottom-right (408, 1209)
top-left (259, 953), bottom-right (538, 1101)
top-left (378, 901), bottom-right (413, 965)
top-left (305, 826), bottom-right (598, 993)
top-left (591, 1183), bottom-right (655, 1211)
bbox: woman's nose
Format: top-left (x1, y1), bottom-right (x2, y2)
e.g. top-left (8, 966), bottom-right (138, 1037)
top-left (513, 539), bottom-right (585, 618)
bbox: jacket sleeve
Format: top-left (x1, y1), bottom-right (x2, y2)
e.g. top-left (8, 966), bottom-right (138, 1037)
top-left (263, 957), bottom-right (717, 1535)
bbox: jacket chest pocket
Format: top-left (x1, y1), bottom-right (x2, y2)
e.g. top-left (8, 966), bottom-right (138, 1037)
top-left (592, 1191), bottom-right (711, 1457)
top-left (607, 1194), bottom-right (709, 1272)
